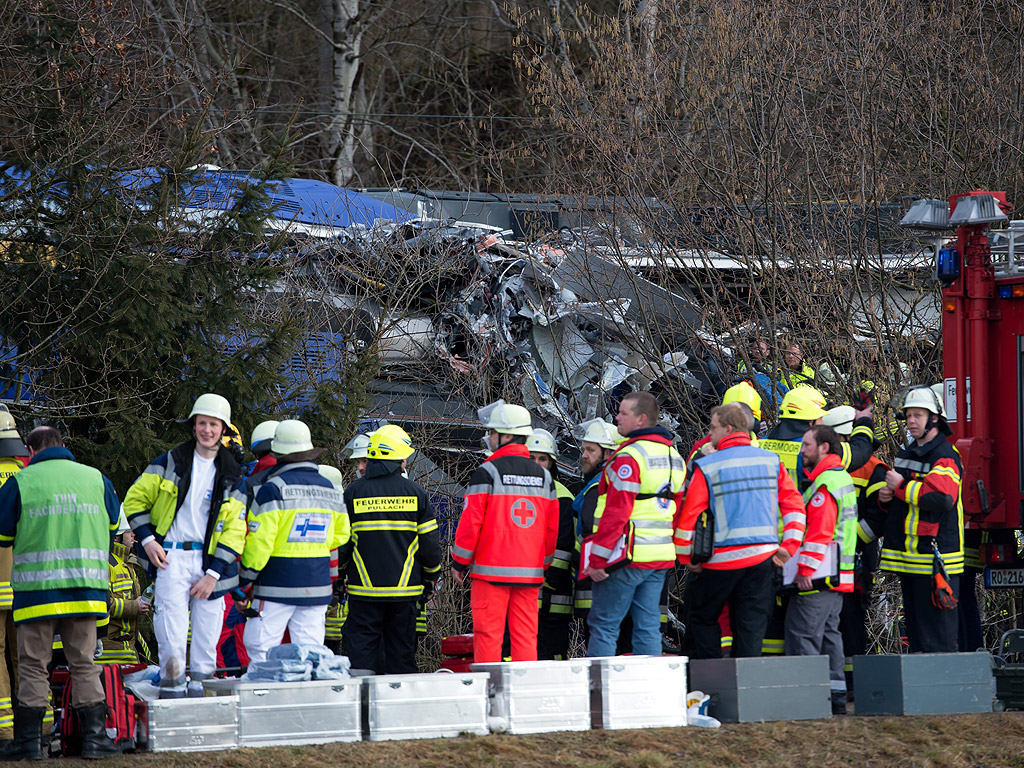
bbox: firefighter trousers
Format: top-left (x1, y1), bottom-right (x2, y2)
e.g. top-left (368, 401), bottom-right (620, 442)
top-left (0, 609), bottom-right (13, 738)
top-left (471, 579), bottom-right (539, 663)
top-left (900, 572), bottom-right (960, 653)
top-left (342, 597), bottom-right (418, 674)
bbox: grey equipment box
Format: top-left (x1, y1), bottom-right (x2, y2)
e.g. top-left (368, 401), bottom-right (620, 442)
top-left (204, 677), bottom-right (362, 746)
top-left (688, 655), bottom-right (831, 723)
top-left (363, 672), bottom-right (490, 741)
top-left (590, 656), bottom-right (688, 730)
top-left (853, 652), bottom-right (993, 716)
top-left (472, 660), bottom-right (592, 734)
top-left (136, 695), bottom-right (239, 752)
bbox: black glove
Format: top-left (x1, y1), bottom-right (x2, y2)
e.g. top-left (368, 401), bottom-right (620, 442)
top-left (418, 579), bottom-right (436, 610)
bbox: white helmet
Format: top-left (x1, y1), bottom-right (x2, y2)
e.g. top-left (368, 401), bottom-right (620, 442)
top-left (902, 385), bottom-right (943, 416)
top-left (250, 420), bottom-right (279, 454)
top-left (272, 419), bottom-right (314, 455)
top-left (527, 429), bottom-right (558, 459)
top-left (822, 406), bottom-right (856, 436)
top-left (0, 404), bottom-right (27, 458)
top-left (576, 418), bottom-right (623, 450)
top-left (342, 433), bottom-right (370, 460)
top-left (317, 464), bottom-right (345, 490)
top-left (188, 393), bottom-right (231, 426)
top-left (478, 399), bottom-right (533, 436)
top-left (117, 506), bottom-right (131, 535)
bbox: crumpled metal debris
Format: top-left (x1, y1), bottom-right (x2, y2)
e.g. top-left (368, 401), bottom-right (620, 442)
top-left (302, 218), bottom-right (711, 451)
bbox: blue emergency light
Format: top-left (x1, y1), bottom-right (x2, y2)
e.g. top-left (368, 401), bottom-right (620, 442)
top-left (936, 247), bottom-right (961, 285)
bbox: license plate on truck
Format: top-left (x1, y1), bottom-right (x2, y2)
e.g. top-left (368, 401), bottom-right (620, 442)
top-left (985, 568), bottom-right (1024, 588)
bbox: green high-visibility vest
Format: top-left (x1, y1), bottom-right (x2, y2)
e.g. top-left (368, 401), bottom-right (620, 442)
top-left (12, 459), bottom-right (110, 596)
top-left (802, 467), bottom-right (858, 591)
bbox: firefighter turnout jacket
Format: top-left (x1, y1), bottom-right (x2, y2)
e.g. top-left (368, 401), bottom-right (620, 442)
top-left (797, 454), bottom-right (858, 592)
top-left (762, 416), bottom-right (874, 489)
top-left (571, 472), bottom-right (600, 615)
top-left (452, 443), bottom-right (558, 585)
top-left (123, 440), bottom-right (247, 597)
top-left (241, 461), bottom-right (350, 605)
top-left (98, 541), bottom-right (150, 663)
top-left (675, 432), bottom-right (806, 568)
top-left (539, 481), bottom-right (575, 616)
top-left (591, 426), bottom-right (684, 570)
top-left (340, 458), bottom-right (441, 600)
top-left (859, 432), bottom-right (964, 576)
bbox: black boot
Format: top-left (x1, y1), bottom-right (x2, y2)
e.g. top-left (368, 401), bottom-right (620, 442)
top-left (1, 704), bottom-right (44, 761)
top-left (78, 703), bottom-right (119, 760)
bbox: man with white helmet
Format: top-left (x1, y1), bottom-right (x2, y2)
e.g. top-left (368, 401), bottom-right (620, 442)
top-left (239, 420), bottom-right (350, 663)
top-left (339, 425), bottom-right (439, 673)
top-left (571, 419), bottom-right (622, 644)
top-left (527, 429), bottom-right (575, 660)
top-left (342, 433), bottom-right (370, 479)
top-left (124, 393), bottom-right (247, 698)
top-left (823, 405), bottom-right (887, 699)
top-left (0, 405), bottom-right (28, 743)
top-left (451, 401), bottom-right (558, 663)
top-left (860, 386), bottom-right (963, 652)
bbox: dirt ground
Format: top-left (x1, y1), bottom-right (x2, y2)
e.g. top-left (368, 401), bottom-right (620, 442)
top-left (69, 712), bottom-right (1024, 768)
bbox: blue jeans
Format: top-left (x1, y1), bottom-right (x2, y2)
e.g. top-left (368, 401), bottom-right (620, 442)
top-left (587, 567), bottom-right (668, 657)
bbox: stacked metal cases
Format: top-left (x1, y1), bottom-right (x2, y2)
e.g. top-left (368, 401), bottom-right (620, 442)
top-left (590, 656), bottom-right (688, 729)
top-left (472, 660), bottom-right (591, 734)
top-left (136, 696), bottom-right (239, 752)
top-left (203, 678), bottom-right (363, 746)
top-left (363, 672), bottom-right (490, 741)
top-left (853, 652), bottom-right (993, 716)
top-left (688, 655), bottom-right (831, 723)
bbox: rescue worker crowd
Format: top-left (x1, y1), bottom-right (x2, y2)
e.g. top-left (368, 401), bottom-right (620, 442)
top-left (0, 368), bottom-right (966, 757)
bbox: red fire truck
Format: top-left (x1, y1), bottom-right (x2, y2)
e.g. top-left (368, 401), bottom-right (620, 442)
top-left (901, 191), bottom-right (1024, 586)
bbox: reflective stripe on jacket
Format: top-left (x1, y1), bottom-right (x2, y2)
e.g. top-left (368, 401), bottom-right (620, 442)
top-left (540, 481), bottom-right (575, 615)
top-left (592, 429), bottom-right (683, 568)
top-left (675, 433), bottom-right (805, 570)
top-left (859, 433), bottom-right (964, 576)
top-left (798, 455), bottom-right (858, 592)
top-left (123, 440), bottom-right (246, 597)
top-left (340, 461), bottom-right (440, 600)
top-left (0, 448), bottom-right (118, 623)
top-left (451, 443), bottom-right (558, 585)
top-left (240, 461), bottom-right (351, 605)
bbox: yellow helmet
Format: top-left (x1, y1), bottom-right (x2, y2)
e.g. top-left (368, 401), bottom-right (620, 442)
top-left (367, 424), bottom-right (415, 460)
top-left (723, 381), bottom-right (762, 421)
top-left (0, 404), bottom-right (28, 458)
top-left (778, 385), bottom-right (827, 421)
top-left (221, 422), bottom-right (243, 451)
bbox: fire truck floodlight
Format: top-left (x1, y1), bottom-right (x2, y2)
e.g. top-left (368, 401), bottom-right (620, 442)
top-left (949, 194), bottom-right (1008, 227)
top-left (899, 198), bottom-right (952, 230)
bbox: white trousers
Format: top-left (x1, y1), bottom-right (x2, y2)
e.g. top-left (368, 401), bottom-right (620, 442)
top-left (153, 549), bottom-right (225, 685)
top-left (243, 600), bottom-right (327, 664)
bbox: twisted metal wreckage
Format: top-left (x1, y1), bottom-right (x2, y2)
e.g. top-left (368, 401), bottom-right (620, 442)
top-left (289, 217), bottom-right (714, 474)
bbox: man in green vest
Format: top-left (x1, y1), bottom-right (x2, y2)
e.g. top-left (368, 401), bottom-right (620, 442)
top-left (0, 427), bottom-right (120, 760)
top-left (785, 424), bottom-right (858, 715)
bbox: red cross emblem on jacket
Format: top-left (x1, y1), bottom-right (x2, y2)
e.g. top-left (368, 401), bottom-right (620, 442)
top-left (510, 499), bottom-right (537, 528)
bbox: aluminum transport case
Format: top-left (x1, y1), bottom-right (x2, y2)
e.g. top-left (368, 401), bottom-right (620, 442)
top-left (590, 656), bottom-right (688, 730)
top-left (204, 677), bottom-right (363, 746)
top-left (688, 655), bottom-right (831, 723)
top-left (853, 652), bottom-right (993, 716)
top-left (363, 672), bottom-right (490, 741)
top-left (472, 660), bottom-right (591, 734)
top-left (136, 695), bottom-right (239, 752)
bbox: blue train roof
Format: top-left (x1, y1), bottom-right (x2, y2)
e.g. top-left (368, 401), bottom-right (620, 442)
top-left (2, 165), bottom-right (413, 229)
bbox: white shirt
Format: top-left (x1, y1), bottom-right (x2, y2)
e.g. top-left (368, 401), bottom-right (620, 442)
top-left (165, 451), bottom-right (216, 544)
